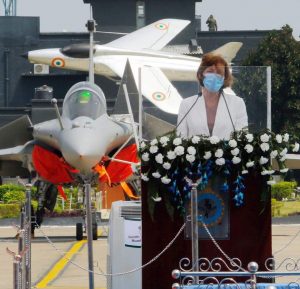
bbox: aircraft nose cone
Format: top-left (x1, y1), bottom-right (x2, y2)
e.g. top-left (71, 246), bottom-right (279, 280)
top-left (59, 129), bottom-right (106, 175)
top-left (21, 52), bottom-right (28, 59)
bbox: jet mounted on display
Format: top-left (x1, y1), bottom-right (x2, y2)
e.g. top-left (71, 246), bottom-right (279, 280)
top-left (24, 19), bottom-right (243, 114)
top-left (0, 81), bottom-right (136, 178)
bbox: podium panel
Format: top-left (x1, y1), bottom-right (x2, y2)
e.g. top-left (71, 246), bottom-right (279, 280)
top-left (142, 175), bottom-right (272, 289)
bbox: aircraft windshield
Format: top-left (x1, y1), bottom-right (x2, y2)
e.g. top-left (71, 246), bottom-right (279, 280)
top-left (63, 83), bottom-right (107, 120)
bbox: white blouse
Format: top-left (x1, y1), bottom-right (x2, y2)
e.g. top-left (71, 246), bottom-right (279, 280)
top-left (176, 93), bottom-right (248, 140)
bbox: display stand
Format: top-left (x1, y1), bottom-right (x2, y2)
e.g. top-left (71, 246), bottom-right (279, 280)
top-left (141, 174), bottom-right (272, 289)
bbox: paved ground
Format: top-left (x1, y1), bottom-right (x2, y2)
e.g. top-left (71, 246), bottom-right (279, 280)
top-left (0, 217), bottom-right (300, 289)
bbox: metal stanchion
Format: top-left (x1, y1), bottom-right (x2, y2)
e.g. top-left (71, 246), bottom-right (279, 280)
top-left (85, 182), bottom-right (95, 289)
top-left (191, 182), bottom-right (199, 284)
top-left (24, 184), bottom-right (32, 289)
top-left (7, 247), bottom-right (27, 289)
top-left (18, 210), bottom-right (25, 289)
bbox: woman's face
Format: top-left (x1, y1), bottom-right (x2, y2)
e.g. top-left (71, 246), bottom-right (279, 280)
top-left (203, 63), bottom-right (225, 78)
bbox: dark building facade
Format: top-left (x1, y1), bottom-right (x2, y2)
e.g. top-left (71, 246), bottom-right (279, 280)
top-left (83, 0), bottom-right (197, 43)
top-left (0, 5), bottom-right (272, 126)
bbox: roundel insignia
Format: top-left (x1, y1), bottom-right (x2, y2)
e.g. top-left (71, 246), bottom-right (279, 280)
top-left (152, 92), bottom-right (167, 101)
top-left (155, 23), bottom-right (168, 30)
top-left (51, 57), bottom-right (65, 68)
top-left (197, 192), bottom-right (225, 227)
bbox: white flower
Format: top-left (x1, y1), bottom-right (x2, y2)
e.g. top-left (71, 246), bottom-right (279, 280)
top-left (280, 148), bottom-right (288, 156)
top-left (142, 152), bottom-right (149, 162)
top-left (210, 136), bottom-right (220, 144)
top-left (155, 153), bottom-right (164, 164)
top-left (246, 161), bottom-right (255, 168)
top-left (229, 139), bottom-right (237, 148)
top-left (283, 133), bottom-right (289, 142)
top-left (215, 149), bottom-right (224, 158)
top-left (204, 151), bottom-right (212, 160)
top-left (173, 137), bottom-right (182, 146)
top-left (293, 142), bottom-right (300, 152)
top-left (245, 133), bottom-right (254, 142)
top-left (186, 154), bottom-right (195, 163)
top-left (259, 156), bottom-right (269, 165)
top-left (167, 150), bottom-right (176, 160)
top-left (260, 133), bottom-right (270, 142)
top-left (140, 141), bottom-right (146, 149)
top-left (260, 143), bottom-right (270, 152)
top-left (280, 168), bottom-right (289, 173)
top-left (231, 148), bottom-right (240, 156)
top-left (270, 150), bottom-right (278, 158)
top-left (152, 171), bottom-right (161, 178)
top-left (141, 173), bottom-right (149, 181)
top-left (161, 176), bottom-right (171, 184)
top-left (267, 180), bottom-right (276, 185)
top-left (261, 170), bottom-right (275, 175)
top-left (162, 162), bottom-right (171, 170)
top-left (280, 155), bottom-right (287, 162)
top-left (159, 136), bottom-right (169, 146)
top-left (191, 135), bottom-right (201, 144)
top-left (232, 156), bottom-right (241, 164)
top-left (152, 195), bottom-right (162, 202)
top-left (242, 170), bottom-right (249, 175)
top-left (275, 134), bottom-right (282, 143)
top-left (174, 145), bottom-right (185, 156)
top-left (150, 139), bottom-right (158, 146)
top-left (244, 144), bottom-right (254, 153)
top-left (215, 158), bottom-right (225, 166)
top-left (149, 145), bottom-right (158, 154)
top-left (187, 146), bottom-right (196, 155)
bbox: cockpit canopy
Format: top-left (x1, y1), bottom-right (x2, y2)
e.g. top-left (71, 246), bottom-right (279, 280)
top-left (63, 81), bottom-right (107, 120)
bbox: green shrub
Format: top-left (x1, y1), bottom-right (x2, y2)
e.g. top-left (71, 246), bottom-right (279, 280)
top-left (0, 204), bottom-right (21, 218)
top-left (271, 181), bottom-right (297, 201)
top-left (0, 184), bottom-right (24, 201)
top-left (3, 190), bottom-right (25, 204)
top-left (271, 198), bottom-right (284, 217)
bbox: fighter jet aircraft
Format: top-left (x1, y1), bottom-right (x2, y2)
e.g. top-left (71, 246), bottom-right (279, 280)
top-left (0, 81), bottom-right (136, 179)
top-left (24, 19), bottom-right (243, 114)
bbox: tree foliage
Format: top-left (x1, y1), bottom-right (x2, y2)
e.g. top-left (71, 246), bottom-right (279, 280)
top-left (241, 25), bottom-right (300, 134)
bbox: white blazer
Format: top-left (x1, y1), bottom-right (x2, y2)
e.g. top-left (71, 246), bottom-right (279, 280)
top-left (177, 93), bottom-right (248, 140)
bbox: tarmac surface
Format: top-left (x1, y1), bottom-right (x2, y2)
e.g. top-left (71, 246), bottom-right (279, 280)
top-left (0, 216), bottom-right (300, 289)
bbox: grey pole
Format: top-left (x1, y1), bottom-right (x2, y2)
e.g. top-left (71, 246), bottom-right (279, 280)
top-left (191, 182), bottom-right (199, 284)
top-left (85, 183), bottom-right (95, 289)
top-left (24, 184), bottom-right (32, 289)
top-left (18, 210), bottom-right (25, 289)
top-left (266, 66), bottom-right (272, 130)
top-left (87, 13), bottom-right (95, 84)
top-left (13, 259), bottom-right (21, 289)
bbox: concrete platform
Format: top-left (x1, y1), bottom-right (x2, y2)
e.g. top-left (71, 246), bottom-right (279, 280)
top-left (0, 218), bottom-right (300, 289)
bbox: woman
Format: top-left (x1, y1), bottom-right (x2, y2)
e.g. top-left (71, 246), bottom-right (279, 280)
top-left (177, 53), bottom-right (248, 139)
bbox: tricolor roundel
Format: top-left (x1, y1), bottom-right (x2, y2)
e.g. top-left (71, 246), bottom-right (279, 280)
top-left (51, 57), bottom-right (65, 68)
top-left (152, 91), bottom-right (167, 101)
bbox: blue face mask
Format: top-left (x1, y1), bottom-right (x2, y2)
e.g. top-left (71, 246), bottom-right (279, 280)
top-left (203, 73), bottom-right (224, 93)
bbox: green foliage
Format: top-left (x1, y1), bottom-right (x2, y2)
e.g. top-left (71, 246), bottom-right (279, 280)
top-left (0, 184), bottom-right (24, 201)
top-left (271, 181), bottom-right (297, 200)
top-left (240, 25), bottom-right (300, 134)
top-left (0, 204), bottom-right (21, 218)
top-left (3, 190), bottom-right (25, 204)
top-left (271, 198), bottom-right (283, 217)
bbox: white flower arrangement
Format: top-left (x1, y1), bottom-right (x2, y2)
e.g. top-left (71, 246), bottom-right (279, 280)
top-left (140, 129), bottom-right (298, 213)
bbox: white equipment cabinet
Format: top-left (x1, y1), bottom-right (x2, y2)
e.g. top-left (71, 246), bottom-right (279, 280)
top-left (107, 201), bottom-right (141, 289)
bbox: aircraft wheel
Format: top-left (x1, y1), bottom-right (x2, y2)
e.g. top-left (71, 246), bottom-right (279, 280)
top-left (76, 223), bottom-right (83, 240)
top-left (92, 223), bottom-right (98, 240)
